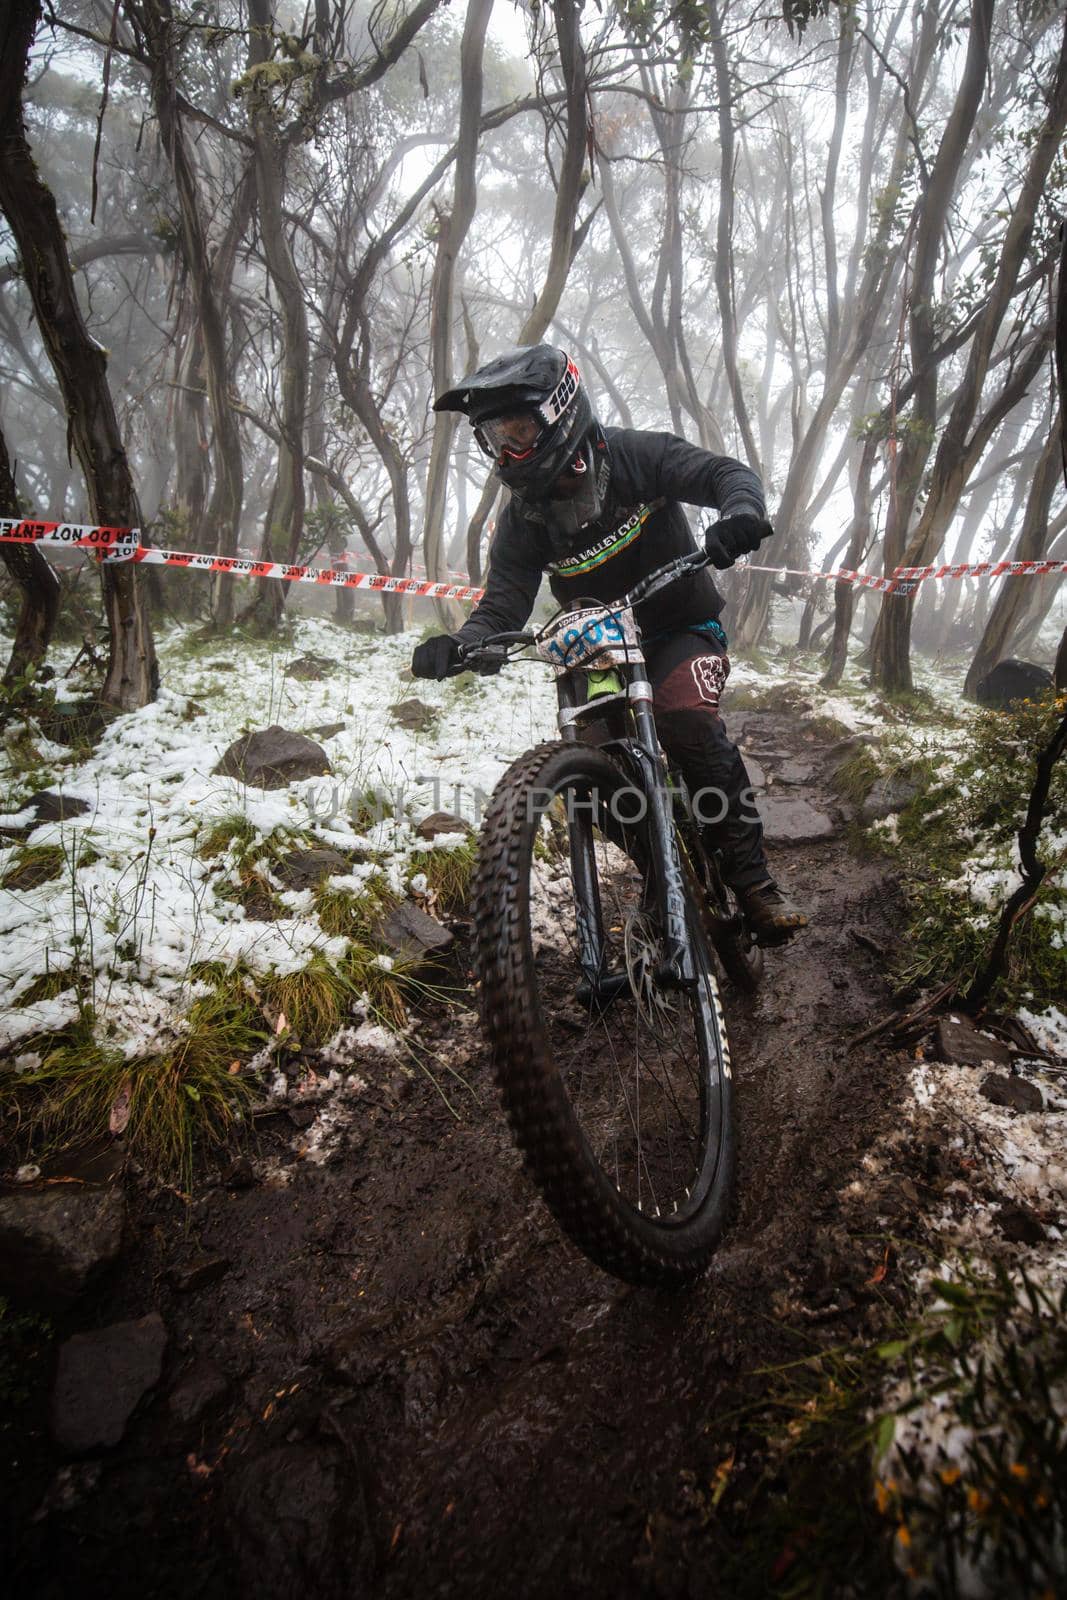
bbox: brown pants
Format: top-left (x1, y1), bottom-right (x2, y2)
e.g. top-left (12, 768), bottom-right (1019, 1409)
top-left (645, 631), bottom-right (768, 890)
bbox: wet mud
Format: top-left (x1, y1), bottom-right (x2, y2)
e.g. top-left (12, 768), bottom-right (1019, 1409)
top-left (6, 709), bottom-right (918, 1598)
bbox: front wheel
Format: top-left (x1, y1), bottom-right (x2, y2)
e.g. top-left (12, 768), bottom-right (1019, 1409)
top-left (472, 741), bottom-right (735, 1288)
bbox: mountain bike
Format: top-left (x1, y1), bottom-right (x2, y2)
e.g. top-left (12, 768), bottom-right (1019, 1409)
top-left (456, 549), bottom-right (762, 1288)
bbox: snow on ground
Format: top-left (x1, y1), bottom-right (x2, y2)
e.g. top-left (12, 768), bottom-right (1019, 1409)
top-left (874, 1040), bottom-right (1067, 1596)
top-left (0, 616), bottom-right (557, 1060)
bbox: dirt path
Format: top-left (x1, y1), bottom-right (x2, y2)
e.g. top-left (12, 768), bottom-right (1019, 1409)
top-left (8, 708), bottom-right (914, 1599)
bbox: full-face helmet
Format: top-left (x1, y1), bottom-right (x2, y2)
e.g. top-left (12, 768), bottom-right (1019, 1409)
top-left (434, 345), bottom-right (598, 507)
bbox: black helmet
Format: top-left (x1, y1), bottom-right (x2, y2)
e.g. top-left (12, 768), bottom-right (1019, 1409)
top-left (434, 344), bottom-right (596, 502)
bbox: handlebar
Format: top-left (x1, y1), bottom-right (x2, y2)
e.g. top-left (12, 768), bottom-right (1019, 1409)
top-left (455, 546), bottom-right (712, 670)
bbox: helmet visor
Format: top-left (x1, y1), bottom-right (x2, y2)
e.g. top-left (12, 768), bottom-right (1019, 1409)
top-left (473, 411), bottom-right (545, 464)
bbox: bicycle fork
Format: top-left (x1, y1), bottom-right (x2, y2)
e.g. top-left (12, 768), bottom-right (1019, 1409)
top-left (565, 720), bottom-right (698, 1009)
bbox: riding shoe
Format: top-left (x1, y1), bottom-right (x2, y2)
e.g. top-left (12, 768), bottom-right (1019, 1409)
top-left (736, 880), bottom-right (808, 947)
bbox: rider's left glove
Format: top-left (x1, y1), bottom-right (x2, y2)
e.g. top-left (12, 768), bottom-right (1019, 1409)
top-left (411, 634), bottom-right (461, 680)
top-left (704, 514), bottom-right (773, 568)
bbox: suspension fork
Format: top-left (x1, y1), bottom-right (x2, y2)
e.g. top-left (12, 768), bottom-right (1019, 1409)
top-left (628, 692), bottom-right (696, 988)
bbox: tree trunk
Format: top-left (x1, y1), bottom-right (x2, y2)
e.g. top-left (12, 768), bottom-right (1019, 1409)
top-left (0, 420), bottom-right (60, 689)
top-left (871, 4), bottom-right (1067, 692)
top-left (821, 434), bottom-right (878, 688)
top-left (964, 429), bottom-right (1065, 695)
top-left (733, 0), bottom-right (943, 650)
top-left (0, 0), bottom-right (156, 709)
top-left (423, 0), bottom-right (493, 631)
top-left (130, 0), bottom-right (245, 627)
top-left (460, 0), bottom-right (591, 589)
top-left (243, 0), bottom-right (310, 633)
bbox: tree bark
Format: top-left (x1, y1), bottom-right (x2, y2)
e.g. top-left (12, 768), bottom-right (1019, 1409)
top-left (733, 0), bottom-right (942, 649)
top-left (0, 420), bottom-right (60, 690)
top-left (460, 0), bottom-right (592, 588)
top-left (242, 0), bottom-right (310, 632)
top-left (128, 0), bottom-right (245, 626)
top-left (422, 0), bottom-right (493, 631)
top-left (0, 0), bottom-right (157, 709)
top-left (870, 5), bottom-right (1067, 692)
top-left (963, 425), bottom-right (1065, 695)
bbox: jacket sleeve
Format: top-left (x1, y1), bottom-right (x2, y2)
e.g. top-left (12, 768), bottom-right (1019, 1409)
top-left (454, 505), bottom-right (545, 647)
top-left (651, 433), bottom-right (766, 519)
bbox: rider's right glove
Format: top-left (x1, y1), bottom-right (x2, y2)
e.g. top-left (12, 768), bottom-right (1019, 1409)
top-left (411, 634), bottom-right (461, 680)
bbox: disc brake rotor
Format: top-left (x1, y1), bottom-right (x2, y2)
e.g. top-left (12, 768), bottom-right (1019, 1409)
top-left (623, 912), bottom-right (682, 1042)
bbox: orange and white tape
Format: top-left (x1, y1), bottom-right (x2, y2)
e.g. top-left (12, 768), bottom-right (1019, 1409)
top-left (0, 520), bottom-right (485, 601)
top-left (0, 518), bottom-right (140, 554)
top-left (3, 519), bottom-right (1064, 602)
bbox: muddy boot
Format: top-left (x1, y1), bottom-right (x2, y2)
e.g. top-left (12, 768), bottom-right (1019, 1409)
top-left (736, 880), bottom-right (808, 947)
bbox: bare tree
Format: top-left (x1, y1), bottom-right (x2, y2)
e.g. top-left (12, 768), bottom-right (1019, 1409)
top-left (0, 0), bottom-right (157, 708)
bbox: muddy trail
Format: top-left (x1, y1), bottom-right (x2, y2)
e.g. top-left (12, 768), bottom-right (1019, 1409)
top-left (7, 706), bottom-right (920, 1599)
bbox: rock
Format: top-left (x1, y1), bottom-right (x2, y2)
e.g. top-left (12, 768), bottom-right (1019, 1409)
top-left (273, 846), bottom-right (351, 890)
top-left (305, 722), bottom-right (346, 741)
top-left (737, 754), bottom-right (766, 792)
top-left (389, 698), bottom-right (438, 732)
top-left (861, 773), bottom-right (920, 822)
top-left (0, 1187), bottom-right (124, 1308)
top-left (996, 1203), bottom-right (1047, 1245)
top-left (214, 726), bottom-right (331, 789)
top-left (757, 795), bottom-right (837, 844)
top-left (288, 1105), bottom-right (318, 1130)
top-left (415, 811), bottom-right (472, 841)
top-left (772, 758), bottom-right (818, 787)
top-left (51, 1313), bottom-right (167, 1453)
top-left (375, 902), bottom-right (454, 967)
top-left (167, 1254), bottom-right (231, 1294)
top-left (934, 1017), bottom-right (1013, 1070)
top-left (975, 658), bottom-right (1053, 711)
top-left (284, 653), bottom-right (334, 681)
top-left (27, 791), bottom-right (92, 826)
top-left (978, 1072), bottom-right (1043, 1113)
top-left (223, 1442), bottom-right (367, 1596)
top-left (754, 685), bottom-right (813, 716)
top-left (168, 1357), bottom-right (231, 1426)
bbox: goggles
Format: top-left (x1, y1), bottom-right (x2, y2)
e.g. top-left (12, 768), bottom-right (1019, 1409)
top-left (474, 412), bottom-right (545, 463)
top-left (472, 358), bottom-right (582, 464)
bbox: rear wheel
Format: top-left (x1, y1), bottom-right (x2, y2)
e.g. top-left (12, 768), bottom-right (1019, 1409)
top-left (472, 741), bottom-right (735, 1287)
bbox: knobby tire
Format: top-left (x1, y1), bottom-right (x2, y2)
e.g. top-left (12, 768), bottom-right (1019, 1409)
top-left (472, 741), bottom-right (736, 1288)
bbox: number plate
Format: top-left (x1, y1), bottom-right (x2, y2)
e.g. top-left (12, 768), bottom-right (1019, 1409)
top-left (536, 606), bottom-right (641, 675)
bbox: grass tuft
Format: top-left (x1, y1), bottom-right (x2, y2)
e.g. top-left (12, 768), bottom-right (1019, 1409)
top-left (1, 844), bottom-right (66, 891)
top-left (829, 746), bottom-right (882, 803)
top-left (8, 975), bottom-right (267, 1185)
top-left (409, 837), bottom-right (477, 912)
top-left (259, 956), bottom-right (356, 1047)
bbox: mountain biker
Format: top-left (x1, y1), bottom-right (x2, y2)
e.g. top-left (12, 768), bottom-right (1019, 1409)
top-left (410, 344), bottom-right (807, 945)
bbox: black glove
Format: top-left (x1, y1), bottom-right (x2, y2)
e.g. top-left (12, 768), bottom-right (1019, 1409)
top-left (411, 634), bottom-right (461, 680)
top-left (704, 513), bottom-right (773, 568)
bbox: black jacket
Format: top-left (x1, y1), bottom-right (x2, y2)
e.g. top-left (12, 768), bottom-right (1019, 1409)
top-left (455, 427), bottom-right (766, 647)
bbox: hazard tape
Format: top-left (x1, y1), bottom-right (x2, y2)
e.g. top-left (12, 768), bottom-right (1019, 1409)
top-left (0, 519), bottom-right (485, 601)
top-left (126, 546), bottom-right (485, 601)
top-left (0, 518), bottom-right (140, 554)
top-left (893, 558), bottom-right (1067, 582)
top-left (743, 563), bottom-right (905, 593)
top-left (3, 519), bottom-right (1064, 604)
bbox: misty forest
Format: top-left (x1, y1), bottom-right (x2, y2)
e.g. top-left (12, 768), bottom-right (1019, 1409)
top-left (1, 0), bottom-right (1066, 1595)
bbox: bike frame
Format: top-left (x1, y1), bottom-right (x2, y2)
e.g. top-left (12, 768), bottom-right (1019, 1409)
top-left (459, 550), bottom-right (713, 992)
